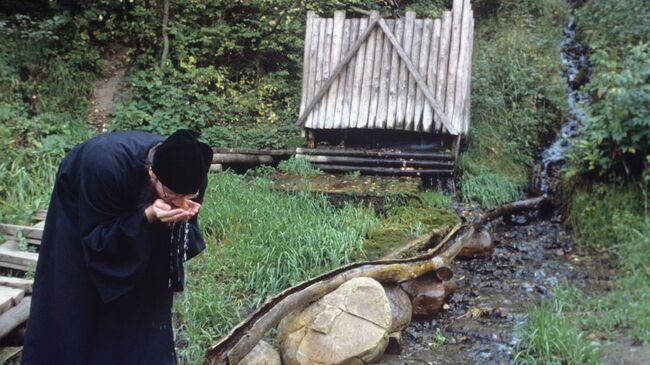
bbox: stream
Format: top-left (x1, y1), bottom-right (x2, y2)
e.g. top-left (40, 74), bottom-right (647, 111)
top-left (379, 11), bottom-right (598, 365)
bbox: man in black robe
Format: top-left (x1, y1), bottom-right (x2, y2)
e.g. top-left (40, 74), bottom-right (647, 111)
top-left (21, 129), bottom-right (213, 365)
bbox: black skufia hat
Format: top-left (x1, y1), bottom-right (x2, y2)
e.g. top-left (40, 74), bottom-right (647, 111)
top-left (152, 129), bottom-right (213, 194)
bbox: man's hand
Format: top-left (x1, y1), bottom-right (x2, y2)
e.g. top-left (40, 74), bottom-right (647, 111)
top-left (145, 199), bottom-right (201, 223)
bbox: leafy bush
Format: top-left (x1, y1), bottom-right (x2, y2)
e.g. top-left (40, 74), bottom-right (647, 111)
top-left (569, 0), bottom-right (650, 178)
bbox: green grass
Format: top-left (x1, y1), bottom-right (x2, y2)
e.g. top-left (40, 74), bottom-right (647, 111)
top-left (174, 172), bottom-right (379, 363)
top-left (515, 294), bottom-right (601, 365)
top-left (517, 182), bottom-right (650, 363)
top-left (459, 0), bottom-right (568, 207)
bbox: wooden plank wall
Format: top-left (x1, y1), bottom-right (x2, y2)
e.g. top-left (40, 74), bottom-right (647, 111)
top-left (299, 0), bottom-right (474, 136)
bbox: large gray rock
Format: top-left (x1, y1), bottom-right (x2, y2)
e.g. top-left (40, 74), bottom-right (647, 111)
top-left (278, 277), bottom-right (392, 365)
top-left (238, 340), bottom-right (282, 365)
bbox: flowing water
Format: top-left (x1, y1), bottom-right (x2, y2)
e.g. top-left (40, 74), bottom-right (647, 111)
top-left (378, 11), bottom-right (601, 365)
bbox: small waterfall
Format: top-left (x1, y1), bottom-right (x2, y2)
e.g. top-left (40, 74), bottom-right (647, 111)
top-left (534, 15), bottom-right (591, 196)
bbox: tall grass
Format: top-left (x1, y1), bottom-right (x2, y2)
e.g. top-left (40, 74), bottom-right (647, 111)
top-left (174, 172), bottom-right (378, 363)
top-left (460, 0), bottom-right (568, 207)
top-left (0, 150), bottom-right (63, 224)
top-left (515, 294), bottom-right (601, 365)
top-left (517, 182), bottom-right (650, 362)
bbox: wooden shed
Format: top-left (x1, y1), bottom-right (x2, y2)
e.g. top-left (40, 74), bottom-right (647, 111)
top-left (295, 0), bottom-right (474, 181)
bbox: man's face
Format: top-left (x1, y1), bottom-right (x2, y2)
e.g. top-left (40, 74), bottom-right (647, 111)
top-left (148, 168), bottom-right (198, 209)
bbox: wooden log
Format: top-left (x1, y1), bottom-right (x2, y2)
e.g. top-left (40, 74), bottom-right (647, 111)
top-left (31, 210), bottom-right (47, 222)
top-left (202, 196), bottom-right (551, 365)
top-left (378, 18), bottom-right (455, 134)
top-left (213, 148), bottom-right (293, 157)
top-left (375, 20), bottom-right (394, 129)
top-left (0, 245), bottom-right (38, 272)
top-left (382, 223), bottom-right (461, 261)
top-left (299, 12), bottom-right (315, 118)
top-left (0, 277), bottom-right (33, 294)
top-left (209, 164), bottom-right (223, 173)
top-left (0, 224), bottom-right (43, 241)
top-left (212, 154), bottom-right (275, 165)
top-left (452, 0), bottom-right (472, 135)
top-left (414, 19), bottom-right (433, 132)
top-left (395, 12), bottom-right (415, 130)
top-left (317, 18), bottom-right (334, 129)
top-left (0, 286), bottom-right (24, 315)
top-left (356, 12), bottom-right (379, 128)
top-left (297, 164), bottom-right (453, 177)
top-left (341, 19), bottom-right (360, 128)
top-left (0, 296), bottom-right (31, 339)
top-left (324, 11), bottom-right (346, 129)
top-left (307, 18), bottom-right (326, 129)
top-left (422, 19), bottom-right (441, 132)
top-left (404, 18), bottom-right (423, 131)
top-left (333, 18), bottom-right (352, 128)
top-left (305, 16), bottom-right (322, 129)
top-left (0, 347), bottom-right (22, 364)
top-left (445, 0), bottom-right (464, 128)
top-left (385, 17), bottom-right (403, 129)
top-left (366, 18), bottom-right (385, 128)
top-left (295, 154), bottom-right (454, 169)
top-left (463, 14), bottom-right (474, 135)
top-left (434, 12), bottom-right (452, 132)
top-left (298, 14), bottom-right (382, 128)
top-left (295, 147), bottom-right (454, 161)
top-left (349, 17), bottom-right (370, 128)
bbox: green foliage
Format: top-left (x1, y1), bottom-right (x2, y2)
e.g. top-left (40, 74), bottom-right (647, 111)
top-left (174, 172), bottom-right (377, 363)
top-left (569, 0), bottom-right (650, 178)
top-left (0, 13), bottom-right (97, 223)
top-left (277, 157), bottom-right (323, 177)
top-left (570, 44), bottom-right (650, 176)
top-left (575, 0), bottom-right (649, 50)
top-left (519, 182), bottom-right (650, 362)
top-left (515, 294), bottom-right (601, 365)
top-left (459, 0), bottom-right (568, 206)
top-left (459, 155), bottom-right (522, 208)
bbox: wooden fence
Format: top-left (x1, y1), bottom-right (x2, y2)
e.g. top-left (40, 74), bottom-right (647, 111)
top-left (298, 0), bottom-right (474, 136)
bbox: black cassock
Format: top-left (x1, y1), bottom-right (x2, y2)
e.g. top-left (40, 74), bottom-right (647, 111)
top-left (22, 131), bottom-right (207, 365)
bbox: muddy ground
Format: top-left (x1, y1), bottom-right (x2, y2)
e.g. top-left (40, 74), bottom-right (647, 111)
top-left (379, 216), bottom-right (617, 365)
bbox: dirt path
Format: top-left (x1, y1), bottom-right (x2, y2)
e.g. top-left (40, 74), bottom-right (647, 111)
top-left (88, 43), bottom-right (128, 132)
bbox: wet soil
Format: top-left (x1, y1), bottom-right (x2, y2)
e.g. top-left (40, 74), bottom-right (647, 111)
top-left (379, 218), bottom-right (616, 365)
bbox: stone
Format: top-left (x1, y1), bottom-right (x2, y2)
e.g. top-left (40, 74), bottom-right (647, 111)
top-left (383, 284), bottom-right (412, 332)
top-left (278, 277), bottom-right (392, 365)
top-left (457, 229), bottom-right (493, 259)
top-left (400, 274), bottom-right (456, 316)
top-left (238, 340), bottom-right (282, 365)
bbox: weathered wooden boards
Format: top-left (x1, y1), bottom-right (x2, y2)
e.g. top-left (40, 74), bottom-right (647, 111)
top-left (299, 0), bottom-right (474, 136)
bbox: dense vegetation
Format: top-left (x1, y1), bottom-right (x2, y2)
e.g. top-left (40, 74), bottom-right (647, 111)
top-left (459, 0), bottom-right (568, 207)
top-left (516, 0), bottom-right (650, 363)
top-left (1, 0), bottom-right (648, 364)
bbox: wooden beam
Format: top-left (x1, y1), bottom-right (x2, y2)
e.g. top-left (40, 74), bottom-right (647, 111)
top-left (0, 277), bottom-right (33, 294)
top-left (0, 224), bottom-right (43, 240)
top-left (295, 147), bottom-right (454, 160)
top-left (377, 18), bottom-right (456, 134)
top-left (0, 297), bottom-right (31, 339)
top-left (0, 245), bottom-right (38, 272)
top-left (297, 15), bottom-right (381, 127)
top-left (0, 286), bottom-right (24, 315)
top-left (312, 164), bottom-right (453, 177)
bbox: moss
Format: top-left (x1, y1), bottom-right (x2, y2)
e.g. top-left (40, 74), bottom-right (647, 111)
top-left (360, 200), bottom-right (460, 260)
